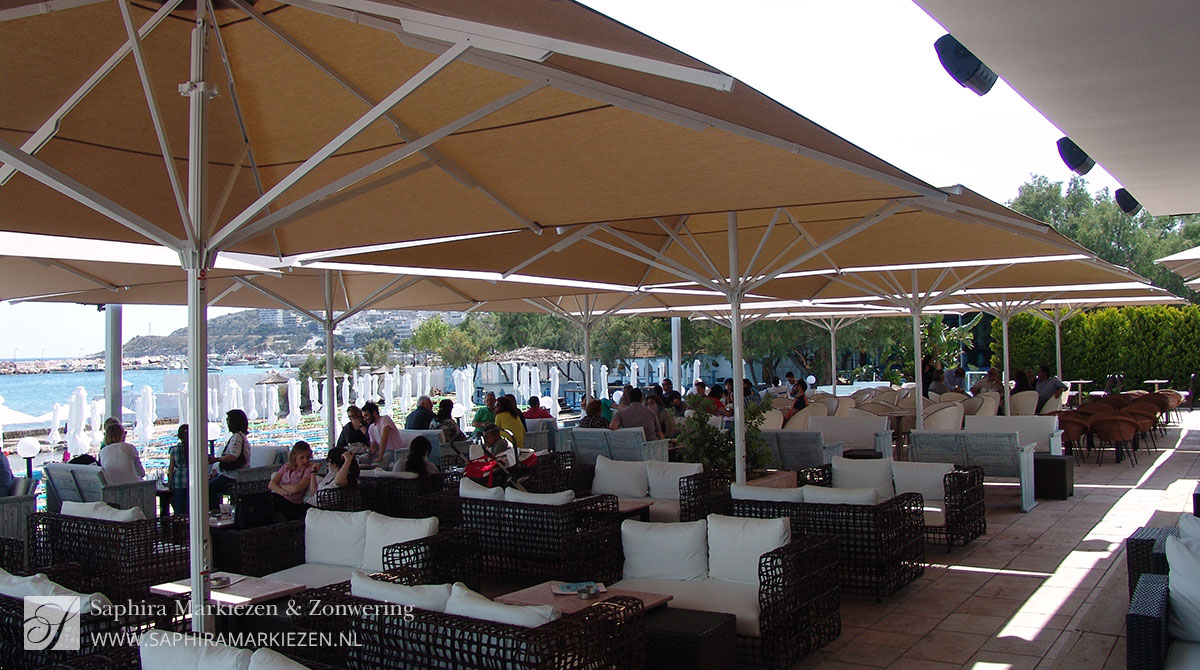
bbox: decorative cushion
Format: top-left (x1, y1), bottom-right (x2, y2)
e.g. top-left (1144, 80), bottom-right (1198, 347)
top-left (706, 514), bottom-right (790, 585)
top-left (592, 456), bottom-right (650, 499)
top-left (922, 501), bottom-right (947, 528)
top-left (831, 456), bottom-right (896, 501)
top-left (1179, 512), bottom-right (1200, 540)
top-left (1165, 640), bottom-right (1200, 670)
top-left (350, 570), bottom-right (452, 612)
top-left (304, 509), bottom-right (370, 568)
top-left (61, 500), bottom-right (145, 522)
top-left (263, 563), bottom-right (355, 590)
top-left (443, 582), bottom-right (560, 628)
top-left (613, 576), bottom-right (762, 636)
top-left (362, 513), bottom-right (438, 571)
top-left (248, 648), bottom-right (312, 670)
top-left (0, 567), bottom-right (111, 612)
top-left (802, 486), bottom-right (878, 505)
top-left (139, 629), bottom-right (253, 670)
top-left (620, 519), bottom-right (707, 581)
top-left (459, 477), bottom-right (504, 500)
top-left (730, 484), bottom-right (805, 503)
top-left (645, 461), bottom-right (704, 500)
top-left (891, 461), bottom-right (952, 503)
top-left (1166, 535), bottom-right (1200, 641)
top-left (503, 488), bottom-right (575, 506)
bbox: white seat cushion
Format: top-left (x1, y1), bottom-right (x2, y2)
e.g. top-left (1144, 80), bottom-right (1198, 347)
top-left (304, 509), bottom-right (370, 569)
top-left (892, 461), bottom-right (952, 503)
top-left (248, 648), bottom-right (312, 670)
top-left (592, 456), bottom-right (650, 499)
top-left (922, 501), bottom-right (946, 528)
top-left (139, 629), bottom-right (252, 670)
top-left (621, 519), bottom-right (707, 580)
top-left (730, 484), bottom-right (805, 503)
top-left (360, 469), bottom-right (418, 479)
top-left (459, 477), bottom-right (504, 500)
top-left (61, 500), bottom-right (145, 522)
top-left (443, 582), bottom-right (560, 628)
top-left (362, 513), bottom-right (438, 572)
top-left (646, 498), bottom-right (681, 523)
top-left (0, 567), bottom-right (111, 612)
top-left (613, 577), bottom-right (762, 636)
top-left (1166, 640), bottom-right (1200, 670)
top-left (504, 488), bottom-right (575, 506)
top-left (1179, 512), bottom-right (1200, 540)
top-left (802, 486), bottom-right (878, 505)
top-left (263, 562), bottom-right (356, 589)
top-left (350, 570), bottom-right (452, 612)
top-left (645, 461), bottom-right (703, 500)
top-left (1167, 535), bottom-right (1200, 641)
top-left (706, 514), bottom-right (790, 585)
top-left (831, 456), bottom-right (895, 501)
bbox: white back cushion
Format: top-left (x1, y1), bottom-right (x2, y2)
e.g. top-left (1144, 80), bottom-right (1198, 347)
top-left (809, 416), bottom-right (888, 448)
top-left (1179, 512), bottom-right (1200, 540)
top-left (0, 567), bottom-right (111, 612)
top-left (707, 514), bottom-right (790, 585)
top-left (891, 461), bottom-right (953, 503)
top-left (362, 513), bottom-right (438, 571)
top-left (459, 477), bottom-right (504, 500)
top-left (730, 484), bottom-right (805, 503)
top-left (304, 509), bottom-right (370, 568)
top-left (831, 456), bottom-right (895, 501)
top-left (645, 461), bottom-right (704, 500)
top-left (61, 500), bottom-right (145, 522)
top-left (350, 570), bottom-right (452, 612)
top-left (592, 455), bottom-right (650, 499)
top-left (140, 629), bottom-right (252, 670)
top-left (444, 582), bottom-right (560, 628)
top-left (248, 648), bottom-right (312, 670)
top-left (503, 488), bottom-right (575, 506)
top-left (620, 519), bottom-right (708, 581)
top-left (802, 486), bottom-right (878, 505)
top-left (965, 415), bottom-right (1056, 447)
top-left (1167, 535), bottom-right (1200, 642)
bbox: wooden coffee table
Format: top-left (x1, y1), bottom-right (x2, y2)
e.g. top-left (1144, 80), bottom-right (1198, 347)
top-left (617, 499), bottom-right (653, 521)
top-left (496, 580), bottom-right (672, 615)
top-left (150, 572), bottom-right (305, 606)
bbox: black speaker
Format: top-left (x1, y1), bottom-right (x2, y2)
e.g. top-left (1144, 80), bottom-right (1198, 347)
top-left (935, 34), bottom-right (997, 96)
top-left (1115, 189), bottom-right (1142, 216)
top-left (1056, 137), bottom-right (1095, 175)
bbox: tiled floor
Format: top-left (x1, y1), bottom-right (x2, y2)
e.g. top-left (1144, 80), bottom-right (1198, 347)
top-left (790, 411), bottom-right (1200, 670)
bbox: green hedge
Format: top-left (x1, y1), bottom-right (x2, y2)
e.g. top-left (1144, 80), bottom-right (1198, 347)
top-left (989, 305), bottom-right (1200, 391)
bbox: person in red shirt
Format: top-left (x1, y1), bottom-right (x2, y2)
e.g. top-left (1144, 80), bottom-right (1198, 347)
top-left (523, 395), bottom-right (553, 419)
top-left (707, 386), bottom-right (733, 417)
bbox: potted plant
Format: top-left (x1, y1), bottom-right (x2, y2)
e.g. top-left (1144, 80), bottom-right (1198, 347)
top-left (676, 394), bottom-right (775, 473)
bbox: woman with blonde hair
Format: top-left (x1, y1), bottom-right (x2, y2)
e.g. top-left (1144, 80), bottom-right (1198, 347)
top-left (269, 441), bottom-right (317, 520)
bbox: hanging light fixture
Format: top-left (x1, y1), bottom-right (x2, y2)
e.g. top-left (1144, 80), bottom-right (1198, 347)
top-left (1056, 137), bottom-right (1095, 175)
top-left (934, 34), bottom-right (997, 96)
top-left (1115, 189), bottom-right (1142, 216)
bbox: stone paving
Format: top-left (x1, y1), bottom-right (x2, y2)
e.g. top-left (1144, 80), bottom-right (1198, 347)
top-left (789, 410), bottom-right (1200, 670)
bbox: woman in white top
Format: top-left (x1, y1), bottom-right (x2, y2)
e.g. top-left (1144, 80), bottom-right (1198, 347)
top-left (307, 445), bottom-right (359, 505)
top-left (208, 409), bottom-right (251, 511)
top-left (97, 423), bottom-right (145, 485)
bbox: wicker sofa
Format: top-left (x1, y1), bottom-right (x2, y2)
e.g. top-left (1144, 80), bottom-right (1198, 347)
top-left (681, 469), bottom-right (925, 600)
top-left (41, 463), bottom-right (156, 518)
top-left (759, 429), bottom-right (844, 469)
top-left (567, 427), bottom-right (669, 465)
top-left (909, 429), bottom-right (1038, 512)
top-left (28, 510), bottom-right (190, 603)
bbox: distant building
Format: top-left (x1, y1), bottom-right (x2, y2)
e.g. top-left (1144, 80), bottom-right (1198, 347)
top-left (257, 309), bottom-right (284, 328)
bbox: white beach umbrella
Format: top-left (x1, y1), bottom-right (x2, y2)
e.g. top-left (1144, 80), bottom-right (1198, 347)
top-left (367, 374), bottom-right (377, 404)
top-left (178, 384), bottom-right (189, 427)
top-left (340, 376), bottom-right (350, 411)
top-left (89, 398), bottom-right (104, 446)
top-left (286, 378), bottom-right (301, 430)
top-left (657, 361), bottom-right (666, 385)
top-left (383, 373), bottom-right (395, 415)
top-left (207, 386), bottom-right (219, 420)
top-left (245, 383), bottom-right (258, 422)
top-left (510, 363), bottom-right (522, 404)
top-left (66, 387), bottom-right (89, 455)
top-left (530, 365), bottom-right (541, 402)
top-left (134, 385), bottom-right (156, 443)
top-left (400, 372), bottom-right (413, 413)
top-left (694, 360), bottom-right (702, 384)
top-left (630, 361), bottom-right (639, 389)
top-left (549, 367), bottom-right (561, 420)
top-left (308, 378), bottom-right (321, 414)
top-left (424, 367), bottom-right (433, 399)
top-left (230, 380), bottom-right (245, 412)
top-left (0, 394), bottom-right (40, 426)
top-left (46, 403), bottom-right (64, 444)
top-left (268, 385), bottom-right (280, 424)
top-left (599, 365), bottom-right (609, 399)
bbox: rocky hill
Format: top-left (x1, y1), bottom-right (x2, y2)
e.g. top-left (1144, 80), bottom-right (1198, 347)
top-left (119, 310), bottom-right (319, 357)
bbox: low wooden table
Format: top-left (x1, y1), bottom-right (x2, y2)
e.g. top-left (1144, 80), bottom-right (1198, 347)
top-left (496, 580), bottom-right (672, 615)
top-left (616, 499), bottom-right (653, 521)
top-left (746, 469), bottom-right (797, 488)
top-left (151, 572), bottom-right (305, 607)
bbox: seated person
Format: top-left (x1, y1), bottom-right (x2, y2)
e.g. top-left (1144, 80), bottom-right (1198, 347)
top-left (434, 398), bottom-right (466, 445)
top-left (523, 396), bottom-right (552, 419)
top-left (764, 376), bottom-right (788, 397)
top-left (781, 380), bottom-right (810, 423)
top-left (646, 393), bottom-right (675, 438)
top-left (307, 445), bottom-right (358, 505)
top-left (971, 367), bottom-right (1003, 395)
top-left (707, 386), bottom-right (733, 417)
top-left (98, 422), bottom-right (145, 485)
top-left (269, 441), bottom-right (317, 520)
top-left (402, 436), bottom-right (441, 477)
top-left (335, 405), bottom-right (370, 454)
top-left (578, 399), bottom-right (609, 428)
top-left (927, 369), bottom-right (950, 396)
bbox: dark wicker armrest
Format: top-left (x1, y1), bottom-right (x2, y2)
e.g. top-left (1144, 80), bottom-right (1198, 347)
top-left (572, 463), bottom-right (596, 496)
top-left (0, 536), bottom-right (23, 573)
top-left (316, 486), bottom-right (364, 512)
top-left (679, 470), bottom-right (732, 522)
top-left (225, 520), bottom-right (305, 577)
top-left (572, 493), bottom-right (619, 530)
top-left (797, 464), bottom-right (833, 487)
top-left (568, 595), bottom-right (645, 670)
top-left (418, 489), bottom-right (463, 528)
top-left (380, 528), bottom-right (480, 589)
top-left (562, 522), bottom-right (623, 585)
top-left (1127, 573), bottom-right (1169, 670)
top-left (1127, 526), bottom-right (1178, 599)
top-left (883, 492), bottom-right (926, 537)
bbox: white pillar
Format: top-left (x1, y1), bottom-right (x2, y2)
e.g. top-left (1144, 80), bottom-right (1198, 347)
top-left (582, 318), bottom-right (593, 402)
top-left (671, 316), bottom-right (682, 388)
top-left (912, 309), bottom-right (924, 429)
top-left (184, 4), bottom-right (213, 633)
top-left (829, 325), bottom-right (838, 396)
top-left (324, 271), bottom-right (338, 449)
top-left (1002, 314), bottom-right (1012, 416)
top-left (1053, 313), bottom-right (1064, 381)
top-left (728, 213), bottom-right (746, 485)
top-left (105, 304), bottom-right (122, 420)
